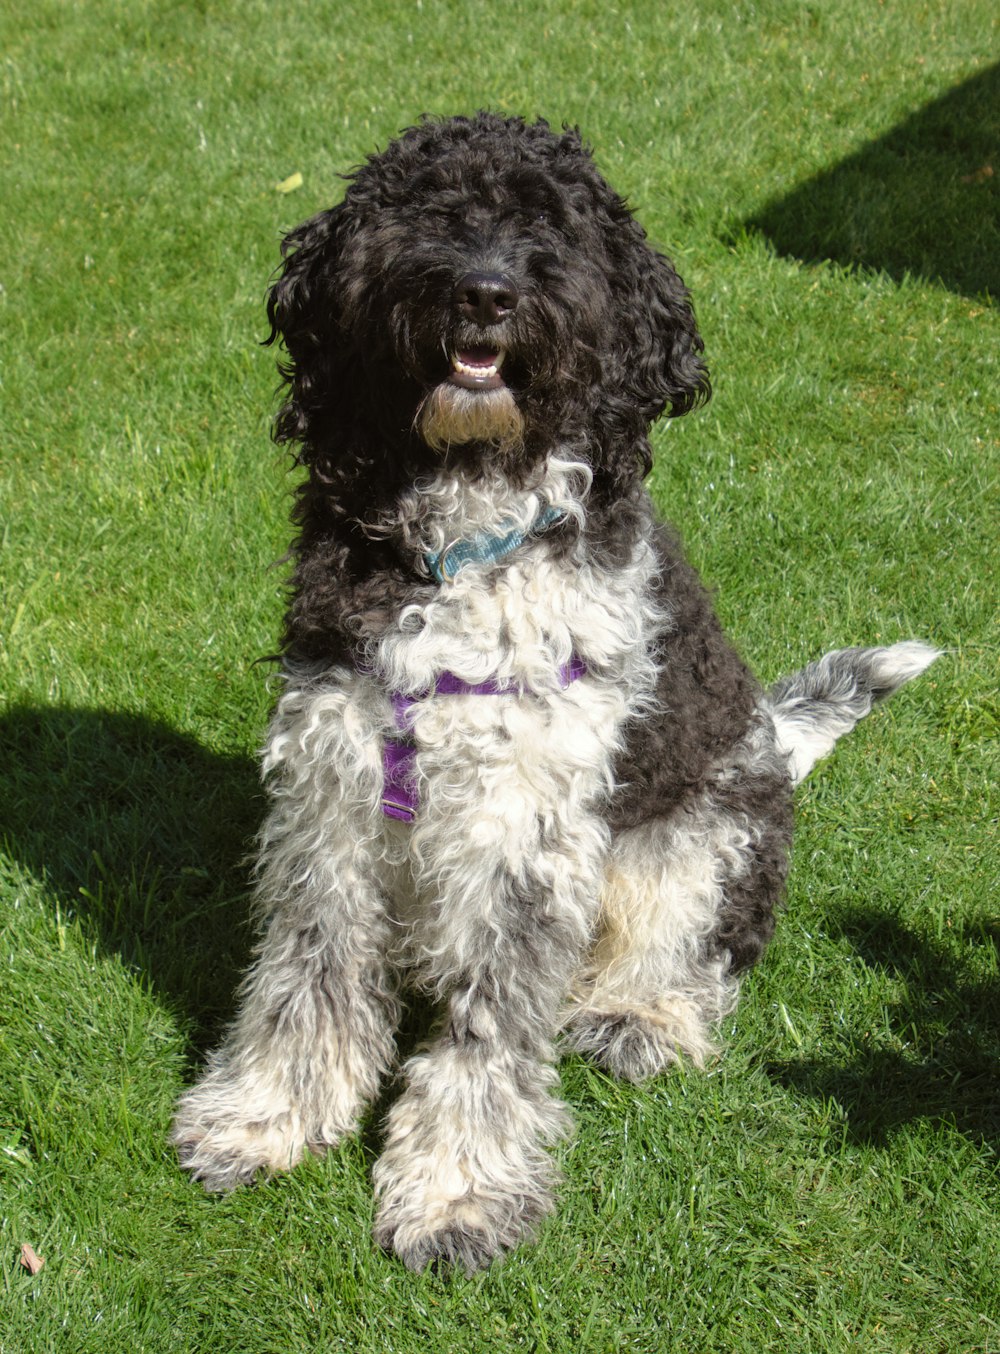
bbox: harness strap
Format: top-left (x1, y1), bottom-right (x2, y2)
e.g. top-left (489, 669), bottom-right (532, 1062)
top-left (381, 657), bottom-right (587, 822)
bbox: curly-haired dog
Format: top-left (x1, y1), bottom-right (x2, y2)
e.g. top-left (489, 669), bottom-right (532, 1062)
top-left (172, 113), bottom-right (937, 1272)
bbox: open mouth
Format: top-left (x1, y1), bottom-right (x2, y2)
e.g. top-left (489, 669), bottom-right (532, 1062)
top-left (449, 346), bottom-right (506, 391)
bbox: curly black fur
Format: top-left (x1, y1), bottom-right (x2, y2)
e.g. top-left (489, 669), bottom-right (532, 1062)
top-left (172, 112), bottom-right (936, 1272)
top-left (266, 112), bottom-right (709, 662)
top-left (265, 110), bottom-right (783, 960)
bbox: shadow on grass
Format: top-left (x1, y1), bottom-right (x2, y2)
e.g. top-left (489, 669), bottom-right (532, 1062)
top-left (746, 62), bottom-right (999, 298)
top-left (0, 704), bottom-right (451, 1173)
top-left (769, 904), bottom-right (1000, 1149)
top-left (0, 704), bottom-right (261, 1048)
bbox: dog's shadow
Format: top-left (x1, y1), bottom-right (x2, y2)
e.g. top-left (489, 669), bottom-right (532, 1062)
top-left (1, 703), bottom-right (443, 1106)
top-left (768, 904), bottom-right (1000, 1150)
top-left (9, 707), bottom-right (994, 1159)
top-left (0, 704), bottom-right (262, 1049)
top-left (745, 61), bottom-right (999, 298)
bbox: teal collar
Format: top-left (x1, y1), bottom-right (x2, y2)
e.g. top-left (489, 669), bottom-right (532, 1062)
top-left (425, 504), bottom-right (564, 584)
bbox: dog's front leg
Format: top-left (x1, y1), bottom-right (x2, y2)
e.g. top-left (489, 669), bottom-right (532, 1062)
top-left (373, 792), bottom-right (605, 1273)
top-left (172, 675), bottom-right (399, 1190)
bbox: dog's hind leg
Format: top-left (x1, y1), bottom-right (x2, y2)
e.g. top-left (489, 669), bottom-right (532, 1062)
top-left (566, 643), bottom-right (938, 1080)
top-left (564, 716), bottom-right (793, 1079)
top-left (172, 674), bottom-right (400, 1191)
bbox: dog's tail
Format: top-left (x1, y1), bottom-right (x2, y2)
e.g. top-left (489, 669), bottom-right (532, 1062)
top-left (766, 641), bottom-right (939, 787)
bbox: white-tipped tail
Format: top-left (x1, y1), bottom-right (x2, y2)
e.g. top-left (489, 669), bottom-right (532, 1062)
top-left (767, 641), bottom-right (939, 787)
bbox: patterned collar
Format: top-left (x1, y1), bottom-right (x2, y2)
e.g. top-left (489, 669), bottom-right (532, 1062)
top-left (424, 504), bottom-right (564, 584)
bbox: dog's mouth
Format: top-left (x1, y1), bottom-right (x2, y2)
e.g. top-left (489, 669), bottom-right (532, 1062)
top-left (449, 346), bottom-right (507, 391)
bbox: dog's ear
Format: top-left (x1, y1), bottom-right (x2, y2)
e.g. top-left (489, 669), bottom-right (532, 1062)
top-left (586, 212), bottom-right (710, 489)
top-left (265, 204), bottom-right (351, 451)
top-left (267, 203), bottom-right (346, 355)
top-left (609, 222), bottom-right (711, 423)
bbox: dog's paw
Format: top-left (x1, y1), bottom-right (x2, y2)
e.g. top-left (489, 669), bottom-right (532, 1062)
top-left (372, 1043), bottom-right (567, 1270)
top-left (171, 1081), bottom-right (312, 1191)
top-left (565, 997), bottom-right (714, 1081)
top-left (373, 1185), bottom-right (550, 1275)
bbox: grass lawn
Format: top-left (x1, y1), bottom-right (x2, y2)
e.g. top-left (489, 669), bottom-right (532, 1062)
top-left (1, 1), bottom-right (997, 1350)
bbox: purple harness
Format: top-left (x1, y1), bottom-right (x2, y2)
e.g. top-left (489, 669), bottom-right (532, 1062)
top-left (381, 658), bottom-right (587, 822)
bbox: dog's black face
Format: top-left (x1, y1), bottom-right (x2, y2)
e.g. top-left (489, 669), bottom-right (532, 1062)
top-left (267, 113), bottom-right (709, 498)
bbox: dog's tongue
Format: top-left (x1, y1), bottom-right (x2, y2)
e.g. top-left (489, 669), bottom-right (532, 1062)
top-left (457, 346), bottom-right (499, 367)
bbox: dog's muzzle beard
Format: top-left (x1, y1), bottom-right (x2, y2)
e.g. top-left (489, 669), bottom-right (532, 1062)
top-left (416, 311), bottom-right (525, 454)
top-left (417, 377), bottom-right (525, 455)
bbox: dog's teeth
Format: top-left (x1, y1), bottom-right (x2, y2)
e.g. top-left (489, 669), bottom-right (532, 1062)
top-left (451, 350), bottom-right (505, 378)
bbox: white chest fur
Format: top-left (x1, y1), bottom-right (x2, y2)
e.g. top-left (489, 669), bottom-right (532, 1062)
top-left (370, 455), bottom-right (664, 698)
top-left (264, 458), bottom-right (666, 924)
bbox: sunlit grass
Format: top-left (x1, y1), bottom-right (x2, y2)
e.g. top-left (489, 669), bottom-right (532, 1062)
top-left (1, 2), bottom-right (996, 1349)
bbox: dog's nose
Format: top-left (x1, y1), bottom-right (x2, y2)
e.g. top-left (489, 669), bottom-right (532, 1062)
top-left (453, 272), bottom-right (520, 326)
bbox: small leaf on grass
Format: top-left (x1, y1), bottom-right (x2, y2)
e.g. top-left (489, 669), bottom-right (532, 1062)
top-left (276, 172), bottom-right (303, 194)
top-left (960, 164), bottom-right (993, 184)
top-left (19, 1243), bottom-right (45, 1275)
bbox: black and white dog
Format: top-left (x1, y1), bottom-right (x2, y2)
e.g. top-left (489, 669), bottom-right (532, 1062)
top-left (173, 113), bottom-right (936, 1272)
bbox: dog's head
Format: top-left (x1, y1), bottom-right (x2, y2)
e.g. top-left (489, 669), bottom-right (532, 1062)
top-left (267, 113), bottom-right (709, 495)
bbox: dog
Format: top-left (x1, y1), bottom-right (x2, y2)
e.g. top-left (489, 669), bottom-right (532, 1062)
top-left (172, 112), bottom-right (937, 1273)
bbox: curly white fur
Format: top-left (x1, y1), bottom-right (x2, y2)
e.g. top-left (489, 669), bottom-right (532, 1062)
top-left (175, 457), bottom-right (669, 1263)
top-left (173, 452), bottom-right (935, 1271)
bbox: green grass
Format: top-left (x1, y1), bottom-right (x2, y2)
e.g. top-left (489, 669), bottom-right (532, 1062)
top-left (1, 1), bottom-right (997, 1349)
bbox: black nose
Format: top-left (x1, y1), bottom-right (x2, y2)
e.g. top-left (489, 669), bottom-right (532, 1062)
top-left (454, 271), bottom-right (520, 326)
